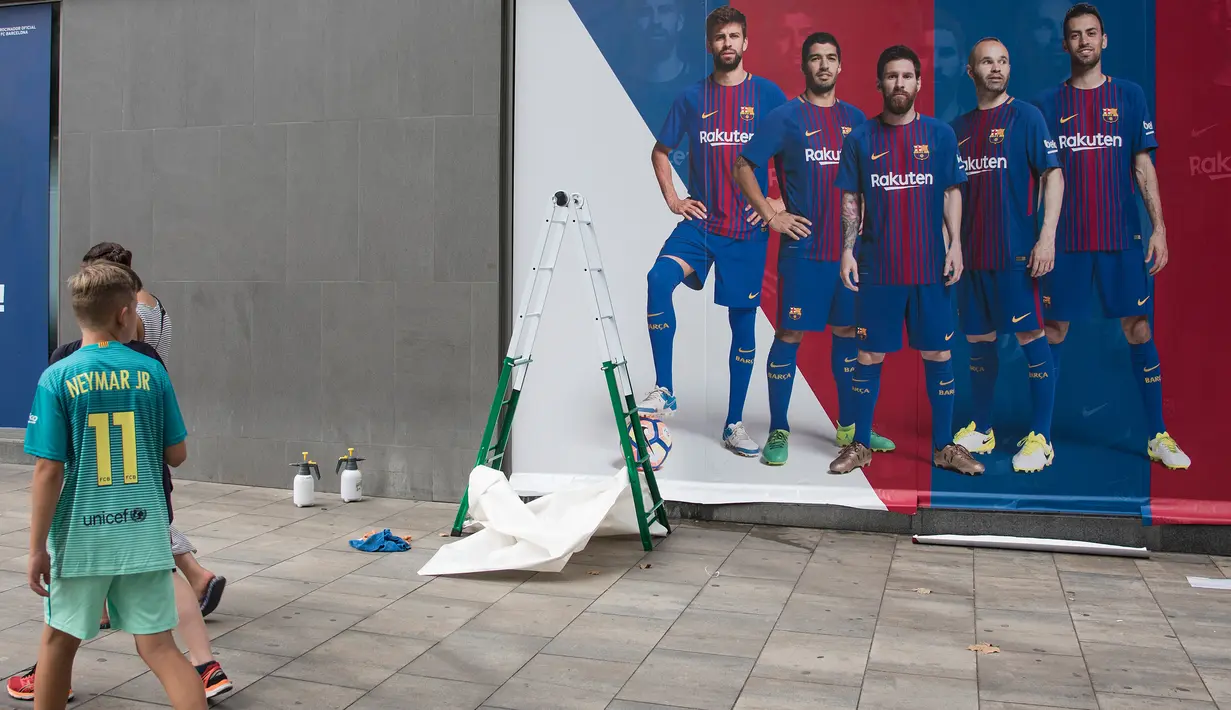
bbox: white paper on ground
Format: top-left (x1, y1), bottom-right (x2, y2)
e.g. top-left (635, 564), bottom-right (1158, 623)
top-left (913, 534), bottom-right (1150, 558)
top-left (1188, 576), bottom-right (1231, 590)
top-left (417, 465), bottom-right (667, 577)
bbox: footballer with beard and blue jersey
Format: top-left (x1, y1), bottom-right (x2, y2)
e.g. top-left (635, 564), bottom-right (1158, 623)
top-left (1032, 2), bottom-right (1190, 469)
top-left (949, 37), bottom-right (1064, 473)
top-left (638, 6), bottom-right (788, 458)
top-left (829, 44), bottom-right (984, 477)
top-left (733, 31), bottom-right (896, 466)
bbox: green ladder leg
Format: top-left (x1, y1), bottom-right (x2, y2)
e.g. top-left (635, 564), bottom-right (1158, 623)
top-left (451, 356), bottom-right (524, 536)
top-left (603, 361), bottom-right (672, 551)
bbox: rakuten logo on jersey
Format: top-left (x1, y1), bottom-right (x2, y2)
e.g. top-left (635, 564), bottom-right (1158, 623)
top-left (963, 156), bottom-right (1008, 176)
top-left (1189, 153), bottom-right (1231, 181)
top-left (699, 129), bottom-right (754, 147)
top-left (1059, 133), bottom-right (1123, 151)
top-left (805, 147), bottom-right (841, 165)
top-left (871, 172), bottom-right (934, 190)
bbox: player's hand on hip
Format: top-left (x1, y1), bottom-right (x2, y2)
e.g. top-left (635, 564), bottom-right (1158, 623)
top-left (1146, 229), bottom-right (1169, 275)
top-left (1029, 237), bottom-right (1056, 278)
top-left (669, 197), bottom-right (707, 221)
top-left (768, 210), bottom-right (812, 240)
top-left (840, 250), bottom-right (859, 291)
top-left (28, 549), bottom-right (50, 597)
top-left (944, 247), bottom-right (964, 286)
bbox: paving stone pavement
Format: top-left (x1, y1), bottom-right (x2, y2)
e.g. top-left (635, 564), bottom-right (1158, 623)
top-left (2, 463), bottom-right (1231, 709)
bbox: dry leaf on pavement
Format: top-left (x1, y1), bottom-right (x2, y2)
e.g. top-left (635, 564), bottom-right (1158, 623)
top-left (968, 643), bottom-right (1000, 654)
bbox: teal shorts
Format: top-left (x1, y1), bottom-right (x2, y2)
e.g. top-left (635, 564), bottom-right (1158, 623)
top-left (45, 570), bottom-right (178, 641)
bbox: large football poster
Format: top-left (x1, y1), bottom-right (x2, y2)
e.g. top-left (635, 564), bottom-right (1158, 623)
top-left (509, 0), bottom-right (1227, 526)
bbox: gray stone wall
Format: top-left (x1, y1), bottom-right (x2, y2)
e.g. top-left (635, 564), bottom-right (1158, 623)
top-left (56, 0), bottom-right (503, 501)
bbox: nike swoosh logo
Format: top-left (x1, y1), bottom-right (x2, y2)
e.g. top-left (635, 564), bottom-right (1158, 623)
top-left (1144, 364), bottom-right (1160, 372)
top-left (748, 292), bottom-right (759, 299)
top-left (1011, 313), bottom-right (1031, 324)
top-left (769, 362), bottom-right (791, 368)
top-left (1028, 362), bottom-right (1047, 369)
top-left (1192, 124), bottom-right (1217, 138)
top-left (1060, 114), bottom-right (1078, 124)
top-left (1082, 403), bottom-right (1108, 417)
top-left (844, 357), bottom-right (858, 363)
top-left (647, 312), bottom-right (664, 317)
top-left (958, 137), bottom-right (971, 146)
top-left (806, 129), bottom-right (822, 137)
top-left (1138, 296), bottom-right (1150, 306)
top-left (702, 110), bottom-right (719, 119)
top-left (871, 151), bottom-right (889, 160)
top-left (939, 379), bottom-right (955, 386)
top-left (738, 348), bottom-right (755, 354)
top-left (945, 332), bottom-right (954, 341)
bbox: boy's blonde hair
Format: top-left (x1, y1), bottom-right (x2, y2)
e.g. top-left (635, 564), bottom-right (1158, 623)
top-left (69, 261), bottom-right (138, 329)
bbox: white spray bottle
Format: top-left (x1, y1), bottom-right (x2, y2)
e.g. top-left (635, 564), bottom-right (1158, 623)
top-left (336, 447), bottom-right (365, 503)
top-left (291, 452), bottom-right (321, 507)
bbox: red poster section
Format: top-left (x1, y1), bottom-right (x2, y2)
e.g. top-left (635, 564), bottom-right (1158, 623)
top-left (742, 1), bottom-right (933, 513)
top-left (1149, 5), bottom-right (1231, 524)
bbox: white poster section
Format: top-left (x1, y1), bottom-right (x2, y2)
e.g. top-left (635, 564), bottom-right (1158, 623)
top-left (508, 0), bottom-right (886, 510)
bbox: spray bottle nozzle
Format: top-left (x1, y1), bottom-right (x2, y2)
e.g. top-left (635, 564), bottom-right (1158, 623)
top-left (291, 453), bottom-right (321, 480)
top-left (336, 446), bottom-right (366, 475)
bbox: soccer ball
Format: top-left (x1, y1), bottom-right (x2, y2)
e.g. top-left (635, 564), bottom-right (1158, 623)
top-left (630, 416), bottom-right (672, 470)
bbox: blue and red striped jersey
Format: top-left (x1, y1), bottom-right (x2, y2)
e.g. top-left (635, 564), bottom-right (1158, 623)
top-left (656, 73), bottom-right (788, 241)
top-left (835, 114), bottom-right (967, 285)
top-left (740, 96), bottom-right (868, 261)
top-left (1033, 77), bottom-right (1157, 252)
top-left (951, 97), bottom-right (1061, 271)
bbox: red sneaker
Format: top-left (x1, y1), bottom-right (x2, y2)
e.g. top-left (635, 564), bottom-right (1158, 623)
top-left (198, 660), bottom-right (233, 699)
top-left (5, 664), bottom-right (75, 702)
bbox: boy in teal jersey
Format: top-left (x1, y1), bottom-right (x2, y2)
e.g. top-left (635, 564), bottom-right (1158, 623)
top-left (24, 261), bottom-right (205, 710)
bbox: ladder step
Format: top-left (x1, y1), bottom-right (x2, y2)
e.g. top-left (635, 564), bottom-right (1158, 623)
top-left (510, 357), bottom-right (532, 366)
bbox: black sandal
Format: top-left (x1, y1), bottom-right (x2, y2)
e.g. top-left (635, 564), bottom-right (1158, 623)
top-left (198, 576), bottom-right (226, 618)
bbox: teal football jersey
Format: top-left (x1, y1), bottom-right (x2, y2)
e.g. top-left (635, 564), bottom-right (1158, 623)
top-left (25, 342), bottom-right (186, 578)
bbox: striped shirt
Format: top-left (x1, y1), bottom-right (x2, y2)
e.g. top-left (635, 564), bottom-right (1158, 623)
top-left (1033, 77), bottom-right (1157, 252)
top-left (137, 295), bottom-right (172, 365)
top-left (656, 73), bottom-right (788, 240)
top-left (741, 96), bottom-right (868, 261)
top-left (25, 342), bottom-right (186, 577)
top-left (951, 97), bottom-right (1061, 271)
top-left (835, 113), bottom-right (968, 285)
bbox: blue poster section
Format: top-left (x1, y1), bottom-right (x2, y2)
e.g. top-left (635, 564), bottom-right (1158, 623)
top-left (931, 0), bottom-right (1158, 515)
top-left (0, 4), bottom-right (53, 428)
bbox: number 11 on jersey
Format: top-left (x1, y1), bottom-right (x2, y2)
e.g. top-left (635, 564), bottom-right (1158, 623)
top-left (89, 411), bottom-right (138, 486)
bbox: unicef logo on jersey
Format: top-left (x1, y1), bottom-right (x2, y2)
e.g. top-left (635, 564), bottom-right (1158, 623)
top-left (82, 507), bottom-right (149, 527)
top-left (871, 172), bottom-right (934, 191)
top-left (805, 147), bottom-right (841, 165)
top-left (1059, 133), bottom-right (1123, 152)
top-left (963, 156), bottom-right (1008, 176)
top-left (699, 129), bottom-right (754, 147)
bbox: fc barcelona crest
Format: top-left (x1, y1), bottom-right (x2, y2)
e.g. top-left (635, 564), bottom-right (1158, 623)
top-left (989, 128), bottom-right (1005, 144)
top-left (856, 326), bottom-right (867, 340)
top-left (913, 144), bottom-right (930, 160)
top-left (1102, 107), bottom-right (1119, 123)
top-left (740, 105), bottom-right (755, 120)
top-left (841, 125), bottom-right (852, 135)
top-left (788, 306), bottom-right (802, 321)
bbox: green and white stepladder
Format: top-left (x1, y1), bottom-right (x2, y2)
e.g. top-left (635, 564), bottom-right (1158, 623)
top-left (449, 191), bottom-right (672, 551)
